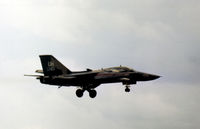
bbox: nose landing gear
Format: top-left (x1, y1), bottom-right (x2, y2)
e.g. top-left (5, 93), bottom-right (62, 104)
top-left (125, 85), bottom-right (130, 92)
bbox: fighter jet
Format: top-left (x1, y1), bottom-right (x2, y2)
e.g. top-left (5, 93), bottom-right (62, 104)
top-left (25, 55), bottom-right (160, 98)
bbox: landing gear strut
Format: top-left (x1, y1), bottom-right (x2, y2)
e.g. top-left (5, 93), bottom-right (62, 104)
top-left (125, 85), bottom-right (130, 92)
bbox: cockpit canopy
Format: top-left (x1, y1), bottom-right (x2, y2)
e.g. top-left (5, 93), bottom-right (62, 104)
top-left (104, 66), bottom-right (135, 72)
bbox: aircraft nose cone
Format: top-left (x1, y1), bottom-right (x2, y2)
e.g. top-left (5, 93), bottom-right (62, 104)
top-left (149, 74), bottom-right (160, 80)
top-left (132, 72), bottom-right (161, 81)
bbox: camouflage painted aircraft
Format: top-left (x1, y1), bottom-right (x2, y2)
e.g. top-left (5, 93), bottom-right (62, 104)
top-left (25, 55), bottom-right (160, 98)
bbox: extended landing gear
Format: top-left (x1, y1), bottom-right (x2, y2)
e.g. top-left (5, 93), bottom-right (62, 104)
top-left (75, 88), bottom-right (97, 98)
top-left (89, 90), bottom-right (97, 98)
top-left (125, 85), bottom-right (130, 92)
top-left (76, 89), bottom-right (84, 98)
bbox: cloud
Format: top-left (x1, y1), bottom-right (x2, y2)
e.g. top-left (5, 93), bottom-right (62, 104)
top-left (0, 82), bottom-right (199, 129)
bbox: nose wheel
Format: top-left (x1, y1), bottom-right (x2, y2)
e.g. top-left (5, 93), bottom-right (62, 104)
top-left (125, 85), bottom-right (130, 92)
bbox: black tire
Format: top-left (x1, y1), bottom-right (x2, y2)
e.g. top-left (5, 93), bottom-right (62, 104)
top-left (89, 90), bottom-right (97, 98)
top-left (125, 88), bottom-right (130, 92)
top-left (76, 89), bottom-right (84, 98)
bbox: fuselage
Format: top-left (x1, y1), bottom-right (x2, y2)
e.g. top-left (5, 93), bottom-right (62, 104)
top-left (39, 66), bottom-right (160, 88)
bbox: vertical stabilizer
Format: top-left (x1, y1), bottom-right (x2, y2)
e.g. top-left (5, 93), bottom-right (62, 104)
top-left (39, 55), bottom-right (71, 76)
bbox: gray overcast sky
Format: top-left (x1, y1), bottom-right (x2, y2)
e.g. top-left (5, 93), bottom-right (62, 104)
top-left (0, 0), bottom-right (200, 129)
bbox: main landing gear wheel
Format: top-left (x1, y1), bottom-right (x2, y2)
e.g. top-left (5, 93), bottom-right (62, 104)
top-left (89, 90), bottom-right (97, 98)
top-left (125, 86), bottom-right (130, 92)
top-left (76, 89), bottom-right (84, 98)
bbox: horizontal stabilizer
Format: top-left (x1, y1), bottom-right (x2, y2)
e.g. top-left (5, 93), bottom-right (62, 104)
top-left (24, 75), bottom-right (42, 79)
top-left (35, 70), bottom-right (43, 74)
